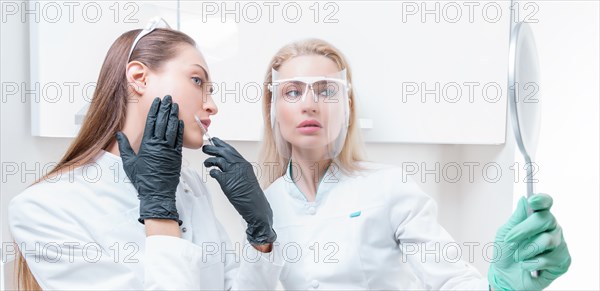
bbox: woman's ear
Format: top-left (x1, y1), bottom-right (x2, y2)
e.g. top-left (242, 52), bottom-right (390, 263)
top-left (126, 61), bottom-right (148, 96)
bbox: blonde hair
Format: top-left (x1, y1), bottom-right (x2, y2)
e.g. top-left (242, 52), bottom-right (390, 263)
top-left (259, 38), bottom-right (367, 188)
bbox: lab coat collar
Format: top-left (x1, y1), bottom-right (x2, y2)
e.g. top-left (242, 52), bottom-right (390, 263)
top-left (94, 150), bottom-right (129, 183)
top-left (283, 159), bottom-right (346, 203)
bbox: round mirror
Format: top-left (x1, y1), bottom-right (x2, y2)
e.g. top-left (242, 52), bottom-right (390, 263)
top-left (508, 22), bottom-right (542, 161)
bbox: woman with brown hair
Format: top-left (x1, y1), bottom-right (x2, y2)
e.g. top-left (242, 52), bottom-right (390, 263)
top-left (8, 18), bottom-right (278, 290)
top-left (203, 38), bottom-right (572, 290)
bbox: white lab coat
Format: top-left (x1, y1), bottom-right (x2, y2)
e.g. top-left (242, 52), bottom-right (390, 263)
top-left (252, 161), bottom-right (490, 290)
top-left (8, 150), bottom-right (281, 290)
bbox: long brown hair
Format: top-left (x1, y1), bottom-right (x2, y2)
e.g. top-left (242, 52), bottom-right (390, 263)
top-left (259, 38), bottom-right (367, 187)
top-left (15, 28), bottom-right (196, 290)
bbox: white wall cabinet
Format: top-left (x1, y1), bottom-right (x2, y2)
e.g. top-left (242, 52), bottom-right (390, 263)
top-left (29, 1), bottom-right (178, 137)
top-left (30, 1), bottom-right (510, 144)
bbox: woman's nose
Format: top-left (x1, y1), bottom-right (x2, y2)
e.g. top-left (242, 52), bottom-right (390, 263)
top-left (301, 88), bottom-right (318, 114)
top-left (203, 94), bottom-right (218, 115)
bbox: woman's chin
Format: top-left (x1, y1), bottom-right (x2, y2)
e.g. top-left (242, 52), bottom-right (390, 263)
top-left (290, 138), bottom-right (330, 150)
top-left (183, 137), bottom-right (205, 150)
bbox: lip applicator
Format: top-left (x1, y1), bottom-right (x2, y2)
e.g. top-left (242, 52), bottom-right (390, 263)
top-left (194, 114), bottom-right (214, 146)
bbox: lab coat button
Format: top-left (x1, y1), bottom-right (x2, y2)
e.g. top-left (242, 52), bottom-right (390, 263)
top-left (184, 188), bottom-right (190, 193)
top-left (307, 207), bottom-right (316, 215)
top-left (311, 280), bottom-right (319, 288)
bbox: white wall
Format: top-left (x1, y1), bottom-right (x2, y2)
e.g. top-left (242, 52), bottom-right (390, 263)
top-left (521, 1), bottom-right (600, 289)
top-left (2, 1), bottom-right (598, 290)
top-left (25, 1), bottom-right (511, 144)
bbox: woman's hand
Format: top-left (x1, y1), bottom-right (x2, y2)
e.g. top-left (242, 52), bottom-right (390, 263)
top-left (488, 193), bottom-right (571, 290)
top-left (116, 95), bottom-right (185, 226)
top-left (202, 137), bottom-right (277, 247)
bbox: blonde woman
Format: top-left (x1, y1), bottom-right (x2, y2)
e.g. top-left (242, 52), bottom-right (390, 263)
top-left (204, 38), bottom-right (571, 290)
top-left (8, 18), bottom-right (277, 290)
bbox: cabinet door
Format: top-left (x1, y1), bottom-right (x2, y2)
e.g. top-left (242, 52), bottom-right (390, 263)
top-left (178, 1), bottom-right (510, 144)
top-left (31, 1), bottom-right (509, 144)
top-left (29, 1), bottom-right (178, 137)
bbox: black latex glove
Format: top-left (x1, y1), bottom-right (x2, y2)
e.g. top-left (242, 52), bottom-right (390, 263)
top-left (116, 95), bottom-right (184, 225)
top-left (202, 137), bottom-right (277, 245)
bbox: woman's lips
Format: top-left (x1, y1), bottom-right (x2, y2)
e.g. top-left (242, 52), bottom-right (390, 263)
top-left (194, 115), bottom-right (211, 133)
top-left (200, 119), bottom-right (211, 130)
top-left (296, 119), bottom-right (322, 134)
top-left (297, 126), bottom-right (321, 134)
top-left (297, 119), bottom-right (322, 128)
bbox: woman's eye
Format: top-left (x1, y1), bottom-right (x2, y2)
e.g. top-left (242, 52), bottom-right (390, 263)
top-left (319, 89), bottom-right (336, 97)
top-left (192, 77), bottom-right (203, 86)
top-left (286, 90), bottom-right (301, 98)
top-left (317, 82), bottom-right (339, 97)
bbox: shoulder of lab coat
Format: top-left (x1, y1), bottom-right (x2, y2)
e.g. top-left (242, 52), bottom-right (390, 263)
top-left (8, 167), bottom-right (223, 290)
top-left (264, 162), bottom-right (489, 290)
top-left (380, 165), bottom-right (489, 290)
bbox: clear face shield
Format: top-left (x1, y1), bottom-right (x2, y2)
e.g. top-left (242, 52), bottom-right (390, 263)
top-left (269, 69), bottom-right (351, 160)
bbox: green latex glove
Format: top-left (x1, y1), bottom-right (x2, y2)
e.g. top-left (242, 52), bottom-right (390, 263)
top-left (116, 96), bottom-right (184, 225)
top-left (488, 193), bottom-right (571, 290)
